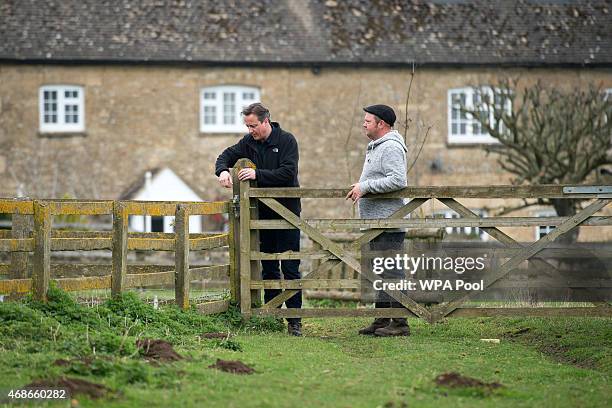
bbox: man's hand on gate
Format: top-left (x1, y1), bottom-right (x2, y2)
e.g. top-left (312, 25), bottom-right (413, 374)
top-left (238, 168), bottom-right (256, 181)
top-left (218, 170), bottom-right (233, 188)
top-left (345, 183), bottom-right (363, 202)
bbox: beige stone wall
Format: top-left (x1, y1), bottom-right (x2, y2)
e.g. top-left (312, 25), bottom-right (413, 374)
top-left (0, 63), bottom-right (611, 240)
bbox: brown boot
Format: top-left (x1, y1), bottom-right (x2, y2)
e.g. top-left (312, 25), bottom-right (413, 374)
top-left (374, 319), bottom-right (410, 337)
top-left (358, 318), bottom-right (390, 335)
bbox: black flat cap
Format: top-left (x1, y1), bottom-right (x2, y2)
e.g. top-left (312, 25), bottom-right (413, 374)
top-left (363, 104), bottom-right (396, 127)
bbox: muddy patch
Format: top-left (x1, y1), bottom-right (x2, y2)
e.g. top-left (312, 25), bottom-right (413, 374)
top-left (435, 372), bottom-right (502, 390)
top-left (25, 377), bottom-right (110, 399)
top-left (136, 339), bottom-right (183, 362)
top-left (208, 359), bottom-right (255, 375)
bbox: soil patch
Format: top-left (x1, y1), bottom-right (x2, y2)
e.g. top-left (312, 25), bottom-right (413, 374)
top-left (25, 377), bottom-right (110, 399)
top-left (208, 359), bottom-right (255, 375)
top-left (136, 339), bottom-right (183, 362)
top-left (434, 372), bottom-right (502, 389)
top-left (200, 332), bottom-right (233, 339)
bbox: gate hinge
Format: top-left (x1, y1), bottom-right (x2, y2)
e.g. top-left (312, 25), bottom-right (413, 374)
top-left (563, 186), bottom-right (612, 198)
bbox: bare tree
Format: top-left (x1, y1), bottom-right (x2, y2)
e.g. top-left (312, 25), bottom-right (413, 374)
top-left (462, 79), bottom-right (612, 241)
top-left (401, 63), bottom-right (432, 184)
top-left (346, 67), bottom-right (432, 211)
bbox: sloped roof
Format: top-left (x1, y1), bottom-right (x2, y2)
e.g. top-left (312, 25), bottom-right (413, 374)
top-left (0, 0), bottom-right (610, 66)
top-left (119, 168), bottom-right (206, 201)
top-left (120, 168), bottom-right (163, 200)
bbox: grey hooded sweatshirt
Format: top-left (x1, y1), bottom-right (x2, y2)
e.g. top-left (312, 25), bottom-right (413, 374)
top-left (358, 130), bottom-right (408, 220)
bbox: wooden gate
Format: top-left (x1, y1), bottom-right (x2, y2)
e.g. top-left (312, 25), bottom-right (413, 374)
top-left (232, 161), bottom-right (612, 323)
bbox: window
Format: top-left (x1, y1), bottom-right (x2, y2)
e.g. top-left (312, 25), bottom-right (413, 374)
top-left (434, 209), bottom-right (489, 241)
top-left (535, 210), bottom-right (556, 240)
top-left (200, 85), bottom-right (260, 133)
top-left (447, 87), bottom-right (510, 144)
top-left (39, 85), bottom-right (85, 133)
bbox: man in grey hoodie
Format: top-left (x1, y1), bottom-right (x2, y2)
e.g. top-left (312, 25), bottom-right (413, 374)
top-left (346, 104), bottom-right (410, 337)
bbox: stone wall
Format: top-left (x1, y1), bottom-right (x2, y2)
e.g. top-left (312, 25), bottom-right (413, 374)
top-left (1, 63), bottom-right (611, 241)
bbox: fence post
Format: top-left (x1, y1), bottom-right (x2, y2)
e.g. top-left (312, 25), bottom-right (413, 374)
top-left (229, 171), bottom-right (241, 305)
top-left (239, 174), bottom-right (252, 316)
top-left (10, 198), bottom-right (31, 279)
top-left (32, 201), bottom-right (50, 301)
top-left (236, 158), bottom-right (261, 317)
top-left (175, 204), bottom-right (190, 309)
top-left (111, 201), bottom-right (128, 297)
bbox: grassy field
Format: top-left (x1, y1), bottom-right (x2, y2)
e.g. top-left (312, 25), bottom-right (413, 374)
top-left (0, 289), bottom-right (610, 407)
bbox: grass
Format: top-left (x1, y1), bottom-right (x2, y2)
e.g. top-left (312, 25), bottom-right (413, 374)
top-left (0, 288), bottom-right (610, 407)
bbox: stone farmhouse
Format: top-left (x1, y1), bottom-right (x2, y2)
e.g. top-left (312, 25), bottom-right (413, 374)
top-left (0, 0), bottom-right (611, 240)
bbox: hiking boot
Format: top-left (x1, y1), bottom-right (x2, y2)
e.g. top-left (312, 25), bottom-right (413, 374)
top-left (288, 321), bottom-right (302, 337)
top-left (374, 319), bottom-right (410, 337)
top-left (358, 318), bottom-right (390, 335)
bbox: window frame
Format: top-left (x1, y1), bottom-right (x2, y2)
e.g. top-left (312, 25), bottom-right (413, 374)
top-left (535, 209), bottom-right (557, 241)
top-left (447, 86), bottom-right (510, 145)
top-left (200, 85), bottom-right (260, 133)
top-left (434, 209), bottom-right (489, 241)
top-left (39, 85), bottom-right (85, 133)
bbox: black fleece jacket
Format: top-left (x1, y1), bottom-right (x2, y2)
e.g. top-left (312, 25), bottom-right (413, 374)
top-left (215, 122), bottom-right (301, 217)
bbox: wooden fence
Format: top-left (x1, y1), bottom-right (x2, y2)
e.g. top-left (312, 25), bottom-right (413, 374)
top-left (0, 198), bottom-right (233, 314)
top-left (1, 162), bottom-right (611, 323)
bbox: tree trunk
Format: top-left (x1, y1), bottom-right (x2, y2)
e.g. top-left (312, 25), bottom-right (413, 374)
top-left (550, 198), bottom-right (579, 243)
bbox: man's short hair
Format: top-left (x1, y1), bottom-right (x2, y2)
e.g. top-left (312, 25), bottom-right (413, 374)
top-left (242, 102), bottom-right (270, 123)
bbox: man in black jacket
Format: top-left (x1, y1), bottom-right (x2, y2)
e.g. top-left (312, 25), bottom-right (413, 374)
top-left (215, 103), bottom-right (302, 336)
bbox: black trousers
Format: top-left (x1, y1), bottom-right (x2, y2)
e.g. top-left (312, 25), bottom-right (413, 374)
top-left (370, 231), bottom-right (406, 308)
top-left (259, 228), bottom-right (302, 322)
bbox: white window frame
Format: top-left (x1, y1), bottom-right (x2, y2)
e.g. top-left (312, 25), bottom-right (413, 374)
top-left (39, 85), bottom-right (85, 133)
top-left (434, 209), bottom-right (489, 241)
top-left (447, 86), bottom-right (510, 144)
top-left (535, 209), bottom-right (557, 241)
top-left (200, 85), bottom-right (260, 133)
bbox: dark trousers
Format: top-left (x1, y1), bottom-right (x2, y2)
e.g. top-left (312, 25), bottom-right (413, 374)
top-left (260, 228), bottom-right (302, 323)
top-left (370, 231), bottom-right (406, 308)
